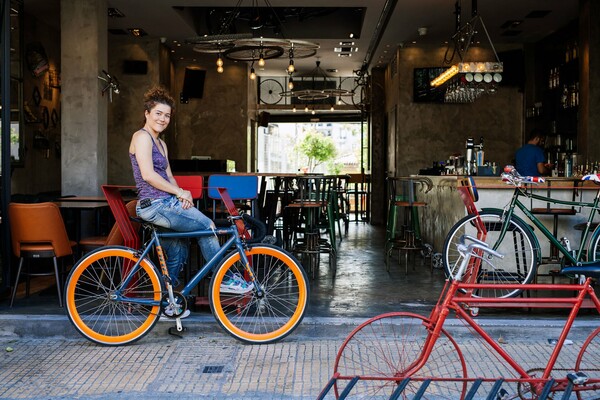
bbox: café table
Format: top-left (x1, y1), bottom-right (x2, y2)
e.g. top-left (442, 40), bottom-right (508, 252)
top-left (54, 200), bottom-right (110, 243)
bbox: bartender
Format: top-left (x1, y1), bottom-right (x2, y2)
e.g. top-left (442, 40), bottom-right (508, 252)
top-left (515, 129), bottom-right (552, 176)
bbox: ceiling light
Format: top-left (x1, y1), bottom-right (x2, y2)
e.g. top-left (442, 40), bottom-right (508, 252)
top-left (258, 53), bottom-right (265, 67)
top-left (250, 66), bottom-right (256, 80)
top-left (127, 28), bottom-right (148, 37)
top-left (431, 0), bottom-right (504, 102)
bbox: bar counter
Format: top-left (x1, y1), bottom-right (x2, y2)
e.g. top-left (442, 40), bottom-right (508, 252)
top-left (416, 175), bottom-right (599, 256)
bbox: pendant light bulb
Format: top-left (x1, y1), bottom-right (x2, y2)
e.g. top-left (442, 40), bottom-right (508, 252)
top-left (217, 65), bottom-right (224, 73)
top-left (337, 97), bottom-right (342, 105)
top-left (250, 67), bottom-right (256, 80)
top-left (258, 54), bottom-right (265, 67)
top-left (287, 59), bottom-right (295, 73)
top-left (287, 77), bottom-right (294, 90)
top-left (216, 55), bottom-right (224, 67)
top-left (304, 106), bottom-right (309, 112)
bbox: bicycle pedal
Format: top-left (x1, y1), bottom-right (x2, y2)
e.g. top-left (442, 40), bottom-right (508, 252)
top-left (567, 371), bottom-right (589, 385)
top-left (168, 326), bottom-right (187, 338)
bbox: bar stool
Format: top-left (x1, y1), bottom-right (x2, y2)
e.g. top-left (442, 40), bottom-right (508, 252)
top-left (385, 176), bottom-right (433, 274)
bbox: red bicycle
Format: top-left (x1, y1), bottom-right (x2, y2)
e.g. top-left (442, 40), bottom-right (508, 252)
top-left (323, 235), bottom-right (600, 399)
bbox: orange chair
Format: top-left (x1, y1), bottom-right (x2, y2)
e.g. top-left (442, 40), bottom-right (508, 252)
top-left (8, 202), bottom-right (77, 307)
top-left (174, 175), bottom-right (204, 208)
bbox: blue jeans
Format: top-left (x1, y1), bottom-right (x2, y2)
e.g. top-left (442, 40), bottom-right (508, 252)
top-left (136, 196), bottom-right (221, 285)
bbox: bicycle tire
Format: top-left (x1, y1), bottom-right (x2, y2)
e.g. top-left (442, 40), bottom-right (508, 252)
top-left (443, 209), bottom-right (538, 298)
top-left (259, 78), bottom-right (284, 105)
top-left (574, 326), bottom-right (600, 400)
top-left (333, 312), bottom-right (467, 399)
top-left (65, 246), bottom-right (162, 346)
top-left (588, 224), bottom-right (600, 262)
top-left (209, 244), bottom-right (309, 344)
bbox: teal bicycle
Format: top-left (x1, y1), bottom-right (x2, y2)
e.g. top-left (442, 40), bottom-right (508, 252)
top-left (443, 167), bottom-right (600, 298)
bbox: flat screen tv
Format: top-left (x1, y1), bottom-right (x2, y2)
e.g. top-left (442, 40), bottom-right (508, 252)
top-left (413, 67), bottom-right (449, 103)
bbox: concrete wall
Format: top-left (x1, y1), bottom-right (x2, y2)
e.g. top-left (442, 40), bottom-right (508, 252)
top-left (386, 46), bottom-right (524, 177)
top-left (106, 36), bottom-right (161, 185)
top-left (106, 41), bottom-right (253, 185)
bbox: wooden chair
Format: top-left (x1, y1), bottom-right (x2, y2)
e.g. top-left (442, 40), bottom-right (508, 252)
top-left (78, 200), bottom-right (139, 251)
top-left (101, 186), bottom-right (141, 250)
top-left (8, 202), bottom-right (77, 307)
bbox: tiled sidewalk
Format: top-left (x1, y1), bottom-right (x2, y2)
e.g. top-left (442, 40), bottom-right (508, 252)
top-left (0, 317), bottom-right (597, 399)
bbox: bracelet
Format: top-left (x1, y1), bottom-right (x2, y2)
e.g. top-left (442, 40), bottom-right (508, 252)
top-left (177, 188), bottom-right (184, 198)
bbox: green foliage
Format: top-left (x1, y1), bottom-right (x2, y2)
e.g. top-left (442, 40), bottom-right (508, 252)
top-left (295, 129), bottom-right (337, 172)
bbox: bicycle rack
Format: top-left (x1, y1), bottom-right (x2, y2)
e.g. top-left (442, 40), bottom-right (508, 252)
top-left (317, 375), bottom-right (576, 400)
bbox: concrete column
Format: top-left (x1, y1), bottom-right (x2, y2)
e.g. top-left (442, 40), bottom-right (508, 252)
top-left (60, 0), bottom-right (107, 196)
top-left (579, 0), bottom-right (600, 161)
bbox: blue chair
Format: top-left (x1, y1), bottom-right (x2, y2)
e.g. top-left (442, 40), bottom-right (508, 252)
top-left (207, 175), bottom-right (259, 220)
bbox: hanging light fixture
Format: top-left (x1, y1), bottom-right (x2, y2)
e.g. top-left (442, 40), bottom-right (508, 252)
top-left (430, 0), bottom-right (503, 103)
top-left (187, 2), bottom-right (319, 69)
top-left (216, 53), bottom-right (224, 73)
top-left (250, 67), bottom-right (256, 80)
top-left (287, 48), bottom-right (295, 73)
top-left (287, 75), bottom-right (294, 90)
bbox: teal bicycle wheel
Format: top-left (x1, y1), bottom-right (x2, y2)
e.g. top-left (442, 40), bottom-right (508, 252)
top-left (443, 209), bottom-right (538, 298)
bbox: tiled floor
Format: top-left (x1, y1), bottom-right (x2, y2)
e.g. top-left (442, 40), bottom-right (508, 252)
top-left (1, 223), bottom-right (593, 319)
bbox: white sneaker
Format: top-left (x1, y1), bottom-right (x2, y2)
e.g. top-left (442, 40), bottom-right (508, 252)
top-left (220, 273), bottom-right (254, 294)
top-left (161, 306), bottom-right (191, 320)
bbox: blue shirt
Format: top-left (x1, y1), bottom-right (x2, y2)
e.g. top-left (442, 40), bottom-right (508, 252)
top-left (515, 144), bottom-right (546, 176)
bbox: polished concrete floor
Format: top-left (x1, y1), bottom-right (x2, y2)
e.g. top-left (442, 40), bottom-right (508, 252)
top-left (0, 223), bottom-right (594, 320)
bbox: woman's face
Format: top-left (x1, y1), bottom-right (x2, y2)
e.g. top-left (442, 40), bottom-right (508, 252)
top-left (145, 103), bottom-right (172, 133)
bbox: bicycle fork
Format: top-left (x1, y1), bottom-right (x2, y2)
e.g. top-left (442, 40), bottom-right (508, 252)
top-left (155, 244), bottom-right (184, 332)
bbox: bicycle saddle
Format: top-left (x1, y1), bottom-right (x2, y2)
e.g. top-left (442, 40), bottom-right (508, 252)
top-left (560, 264), bottom-right (600, 279)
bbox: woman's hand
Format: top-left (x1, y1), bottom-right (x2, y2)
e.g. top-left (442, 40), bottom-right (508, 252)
top-left (178, 189), bottom-right (194, 209)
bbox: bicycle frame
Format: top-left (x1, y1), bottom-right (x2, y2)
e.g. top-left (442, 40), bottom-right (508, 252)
top-left (491, 184), bottom-right (600, 266)
top-left (113, 223), bottom-right (254, 308)
top-left (414, 276), bottom-right (600, 394)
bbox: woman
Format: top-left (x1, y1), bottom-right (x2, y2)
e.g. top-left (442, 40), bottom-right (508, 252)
top-left (129, 86), bottom-right (252, 317)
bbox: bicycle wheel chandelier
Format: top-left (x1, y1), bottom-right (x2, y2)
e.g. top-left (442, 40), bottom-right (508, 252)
top-left (279, 60), bottom-right (355, 107)
top-left (185, 1), bottom-right (320, 76)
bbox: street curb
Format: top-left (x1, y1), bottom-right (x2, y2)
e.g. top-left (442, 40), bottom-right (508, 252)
top-left (0, 314), bottom-right (597, 341)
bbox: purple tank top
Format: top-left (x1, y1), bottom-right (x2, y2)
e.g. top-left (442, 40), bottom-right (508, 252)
top-left (130, 132), bottom-right (171, 200)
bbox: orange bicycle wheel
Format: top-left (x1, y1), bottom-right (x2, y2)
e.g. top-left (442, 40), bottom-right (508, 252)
top-left (209, 244), bottom-right (309, 344)
top-left (333, 312), bottom-right (467, 399)
top-left (65, 246), bottom-right (162, 345)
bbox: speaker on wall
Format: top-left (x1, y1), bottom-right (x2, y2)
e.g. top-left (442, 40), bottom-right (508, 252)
top-left (123, 60), bottom-right (148, 75)
top-left (258, 111), bottom-right (270, 127)
top-left (181, 68), bottom-right (206, 102)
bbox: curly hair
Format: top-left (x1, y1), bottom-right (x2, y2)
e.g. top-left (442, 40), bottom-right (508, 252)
top-left (143, 85), bottom-right (175, 114)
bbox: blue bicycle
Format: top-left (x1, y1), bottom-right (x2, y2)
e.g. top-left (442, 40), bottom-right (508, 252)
top-left (65, 211), bottom-right (309, 346)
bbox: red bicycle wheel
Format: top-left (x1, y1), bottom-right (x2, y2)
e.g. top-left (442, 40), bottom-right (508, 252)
top-left (574, 326), bottom-right (600, 400)
top-left (333, 312), bottom-right (467, 399)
